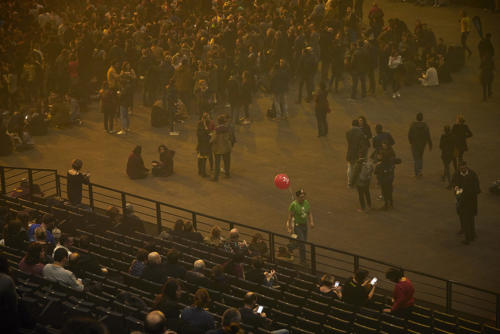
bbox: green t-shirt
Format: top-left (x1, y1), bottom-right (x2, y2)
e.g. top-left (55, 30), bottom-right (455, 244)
top-left (289, 200), bottom-right (310, 226)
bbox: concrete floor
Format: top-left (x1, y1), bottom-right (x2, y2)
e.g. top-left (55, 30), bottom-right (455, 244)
top-left (1, 0), bottom-right (500, 316)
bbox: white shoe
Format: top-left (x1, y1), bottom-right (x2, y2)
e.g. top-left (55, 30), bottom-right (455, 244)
top-left (392, 93), bottom-right (397, 99)
top-left (117, 130), bottom-right (126, 135)
top-left (242, 120), bottom-right (251, 125)
top-left (396, 92), bottom-right (401, 98)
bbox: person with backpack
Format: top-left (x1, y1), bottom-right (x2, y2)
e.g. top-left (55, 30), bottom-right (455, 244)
top-left (352, 156), bottom-right (374, 212)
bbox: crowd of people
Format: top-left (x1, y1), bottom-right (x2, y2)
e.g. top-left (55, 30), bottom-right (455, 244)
top-left (1, 0), bottom-right (495, 158)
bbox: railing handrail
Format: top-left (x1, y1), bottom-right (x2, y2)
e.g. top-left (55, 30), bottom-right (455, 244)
top-left (1, 165), bottom-right (499, 324)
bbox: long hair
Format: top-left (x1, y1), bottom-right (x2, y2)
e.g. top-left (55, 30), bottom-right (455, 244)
top-left (154, 278), bottom-right (180, 307)
top-left (25, 242), bottom-right (43, 266)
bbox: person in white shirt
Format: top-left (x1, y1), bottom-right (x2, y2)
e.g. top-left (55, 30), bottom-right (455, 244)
top-left (388, 49), bottom-right (403, 99)
top-left (43, 248), bottom-right (83, 291)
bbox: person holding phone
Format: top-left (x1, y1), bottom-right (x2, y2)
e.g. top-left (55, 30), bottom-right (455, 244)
top-left (286, 189), bottom-right (314, 265)
top-left (238, 292), bottom-right (269, 329)
top-left (384, 268), bottom-right (415, 318)
top-left (319, 274), bottom-right (342, 299)
top-left (342, 269), bottom-right (376, 308)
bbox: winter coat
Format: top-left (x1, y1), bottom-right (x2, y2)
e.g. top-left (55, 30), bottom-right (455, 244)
top-left (346, 126), bottom-right (367, 162)
top-left (451, 123), bottom-right (472, 152)
top-left (453, 170), bottom-right (480, 216)
top-left (210, 125), bottom-right (233, 155)
top-left (408, 121), bottom-right (432, 151)
top-left (439, 132), bottom-right (457, 163)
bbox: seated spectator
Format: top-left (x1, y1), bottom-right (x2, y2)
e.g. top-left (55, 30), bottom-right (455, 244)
top-left (246, 257), bottom-right (276, 287)
top-left (206, 308), bottom-right (242, 334)
top-left (61, 317), bottom-right (108, 334)
top-left (383, 268), bottom-right (415, 318)
top-left (0, 255), bottom-right (19, 332)
top-left (223, 228), bottom-right (248, 254)
top-left (164, 249), bottom-right (186, 279)
top-left (418, 62), bottom-right (439, 86)
top-left (118, 203), bottom-right (145, 234)
top-left (28, 213), bottom-right (55, 244)
top-left (106, 206), bottom-right (121, 229)
top-left (186, 260), bottom-right (209, 286)
top-left (52, 233), bottom-right (74, 257)
top-left (3, 219), bottom-right (27, 250)
top-left (9, 179), bottom-right (44, 199)
top-left (275, 246), bottom-right (294, 264)
top-left (141, 252), bottom-right (167, 284)
top-left (205, 225), bottom-right (224, 247)
top-left (168, 219), bottom-right (185, 239)
top-left (238, 292), bottom-right (271, 329)
top-left (145, 310), bottom-right (177, 334)
top-left (342, 269), bottom-right (375, 308)
top-left (153, 278), bottom-right (183, 331)
top-left (183, 221), bottom-right (203, 242)
top-left (129, 248), bottom-right (148, 277)
top-left (248, 233), bottom-right (268, 258)
top-left (210, 264), bottom-right (227, 291)
top-left (127, 145), bottom-right (149, 179)
top-left (223, 251), bottom-right (245, 279)
top-left (152, 144), bottom-right (175, 177)
top-left (19, 242), bottom-right (45, 276)
top-left (318, 274), bottom-right (342, 299)
top-left (180, 288), bottom-right (215, 333)
top-left (43, 248), bottom-right (84, 291)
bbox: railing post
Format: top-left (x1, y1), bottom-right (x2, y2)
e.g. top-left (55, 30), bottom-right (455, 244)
top-left (88, 183), bottom-right (94, 209)
top-left (269, 233), bottom-right (275, 263)
top-left (156, 202), bottom-right (162, 235)
top-left (354, 255), bottom-right (359, 272)
top-left (121, 193), bottom-right (127, 216)
top-left (310, 244), bottom-right (316, 274)
top-left (229, 222), bottom-right (234, 230)
top-left (496, 294), bottom-right (500, 328)
top-left (55, 172), bottom-right (61, 197)
top-left (192, 212), bottom-right (197, 230)
top-left (0, 167), bottom-right (6, 194)
top-left (27, 169), bottom-right (34, 200)
top-left (446, 281), bottom-right (452, 313)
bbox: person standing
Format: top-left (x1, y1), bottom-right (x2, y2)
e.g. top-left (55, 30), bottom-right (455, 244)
top-left (451, 115), bottom-right (473, 162)
top-left (439, 126), bottom-right (457, 189)
top-left (353, 156), bottom-right (374, 212)
top-left (286, 189), bottom-right (314, 265)
top-left (374, 143), bottom-right (398, 210)
top-left (350, 41), bottom-right (368, 99)
top-left (314, 82), bottom-right (330, 137)
top-left (346, 119), bottom-right (367, 186)
top-left (270, 60), bottom-right (290, 120)
top-left (210, 115), bottom-right (234, 181)
top-left (67, 159), bottom-right (90, 206)
top-left (99, 82), bottom-right (117, 134)
top-left (408, 112), bottom-right (432, 178)
top-left (478, 33), bottom-right (494, 60)
top-left (452, 161), bottom-right (481, 245)
top-left (479, 54), bottom-right (495, 101)
top-left (297, 47), bottom-right (317, 103)
top-left (388, 49), bottom-right (403, 99)
top-left (372, 124), bottom-right (395, 151)
top-left (459, 10), bottom-right (472, 59)
top-left (197, 113), bottom-right (213, 178)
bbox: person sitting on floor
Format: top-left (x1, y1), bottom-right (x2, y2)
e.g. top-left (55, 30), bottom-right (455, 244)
top-left (127, 145), bottom-right (149, 179)
top-left (152, 144), bottom-right (175, 177)
top-left (418, 62), bottom-right (439, 86)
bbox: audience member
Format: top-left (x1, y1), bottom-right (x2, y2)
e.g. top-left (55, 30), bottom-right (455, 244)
top-left (248, 233), bottom-right (268, 258)
top-left (153, 278), bottom-right (183, 331)
top-left (342, 269), bottom-right (376, 308)
top-left (319, 274), bottom-right (342, 299)
top-left (180, 288), bottom-right (215, 333)
top-left (127, 145), bottom-right (149, 179)
top-left (205, 225), bottom-right (225, 247)
top-left (52, 233), bottom-right (74, 257)
top-left (129, 248), bottom-right (148, 277)
top-left (186, 260), bottom-right (209, 287)
top-left (0, 255), bottom-right (19, 332)
top-left (142, 252), bottom-right (167, 284)
top-left (66, 158), bottom-right (90, 206)
top-left (384, 268), bottom-right (415, 318)
top-left (183, 221), bottom-right (203, 242)
top-left (28, 213), bottom-right (56, 244)
top-left (19, 242), bottom-right (45, 276)
top-left (206, 308), bottom-right (242, 334)
top-left (164, 249), bottom-right (186, 279)
top-left (43, 248), bottom-right (84, 291)
top-left (223, 228), bottom-right (248, 254)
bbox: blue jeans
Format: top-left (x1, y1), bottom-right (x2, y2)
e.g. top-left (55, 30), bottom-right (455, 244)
top-left (120, 105), bottom-right (129, 130)
top-left (411, 146), bottom-right (424, 176)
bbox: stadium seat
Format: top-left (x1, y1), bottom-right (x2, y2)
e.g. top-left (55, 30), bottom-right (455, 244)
top-left (270, 308), bottom-right (295, 326)
top-left (296, 316), bottom-right (321, 333)
top-left (457, 326), bottom-right (480, 334)
top-left (292, 277), bottom-right (315, 291)
top-left (329, 306), bottom-right (355, 322)
top-left (256, 292), bottom-right (276, 310)
top-left (290, 326), bottom-right (315, 334)
top-left (276, 300), bottom-right (299, 314)
top-left (380, 321), bottom-right (405, 334)
top-left (332, 298), bottom-right (356, 312)
top-left (326, 315), bottom-right (351, 331)
top-left (323, 324), bottom-right (349, 334)
top-left (286, 283), bottom-right (309, 298)
top-left (413, 305), bottom-right (432, 316)
top-left (432, 327), bottom-right (454, 334)
top-left (483, 325), bottom-right (500, 334)
top-left (355, 313), bottom-right (380, 330)
top-left (411, 312), bottom-right (433, 326)
top-left (433, 317), bottom-right (457, 332)
top-left (457, 317), bottom-right (481, 332)
top-left (301, 306), bottom-right (324, 323)
top-left (433, 310), bottom-right (457, 323)
top-left (212, 301), bottom-right (230, 315)
top-left (282, 291), bottom-right (305, 305)
top-left (353, 321), bottom-right (377, 333)
top-left (408, 319), bottom-right (432, 334)
top-left (306, 298), bottom-right (329, 313)
top-left (380, 312), bottom-right (406, 328)
top-left (124, 315), bottom-right (144, 332)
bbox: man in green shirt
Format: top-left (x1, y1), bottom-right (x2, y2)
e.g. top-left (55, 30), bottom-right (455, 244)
top-left (286, 189), bottom-right (314, 264)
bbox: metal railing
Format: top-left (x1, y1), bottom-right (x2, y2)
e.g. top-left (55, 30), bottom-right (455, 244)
top-left (0, 165), bottom-right (498, 326)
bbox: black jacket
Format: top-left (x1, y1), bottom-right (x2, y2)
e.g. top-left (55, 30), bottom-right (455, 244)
top-left (408, 121), bottom-right (432, 151)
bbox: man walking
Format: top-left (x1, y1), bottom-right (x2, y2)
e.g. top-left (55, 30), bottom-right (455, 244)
top-left (452, 161), bottom-right (480, 245)
top-left (286, 189), bottom-right (314, 265)
top-left (408, 113), bottom-right (432, 178)
top-left (459, 10), bottom-right (472, 59)
top-left (210, 115), bottom-right (234, 181)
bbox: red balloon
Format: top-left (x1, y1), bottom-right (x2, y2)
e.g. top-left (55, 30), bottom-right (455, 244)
top-left (274, 173), bottom-right (290, 190)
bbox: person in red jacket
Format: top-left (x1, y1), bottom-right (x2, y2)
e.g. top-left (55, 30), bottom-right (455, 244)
top-left (384, 268), bottom-right (415, 318)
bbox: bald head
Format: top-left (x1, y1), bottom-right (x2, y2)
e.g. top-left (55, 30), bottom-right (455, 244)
top-left (230, 228), bottom-right (239, 241)
top-left (148, 252), bottom-right (161, 264)
top-left (145, 311), bottom-right (166, 334)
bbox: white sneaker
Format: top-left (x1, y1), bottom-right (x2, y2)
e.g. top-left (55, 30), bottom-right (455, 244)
top-left (392, 93), bottom-right (397, 99)
top-left (396, 92), bottom-right (401, 98)
top-left (117, 130), bottom-right (126, 135)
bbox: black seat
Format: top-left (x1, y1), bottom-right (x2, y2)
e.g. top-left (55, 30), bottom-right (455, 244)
top-left (352, 322), bottom-right (377, 334)
top-left (356, 313), bottom-right (379, 330)
top-left (290, 326), bottom-right (314, 334)
top-left (408, 319), bottom-right (432, 334)
top-left (326, 315), bottom-right (350, 331)
top-left (276, 300), bottom-right (299, 314)
top-left (433, 317), bottom-right (457, 332)
top-left (380, 312), bottom-right (406, 328)
top-left (212, 301), bottom-right (230, 315)
top-left (296, 316), bottom-right (321, 333)
top-left (457, 326), bottom-right (480, 334)
top-left (97, 308), bottom-right (126, 334)
top-left (380, 321), bottom-right (405, 334)
top-left (329, 306), bottom-right (355, 322)
top-left (301, 306), bottom-right (324, 323)
top-left (270, 308), bottom-right (295, 326)
top-left (410, 312), bottom-right (432, 326)
top-left (483, 325), bottom-right (500, 334)
top-left (282, 291), bottom-right (305, 305)
top-left (286, 283), bottom-right (309, 298)
top-left (221, 293), bottom-right (243, 308)
top-left (125, 315), bottom-right (144, 332)
top-left (323, 324), bottom-right (348, 334)
top-left (413, 304), bottom-right (432, 316)
top-left (456, 317), bottom-right (480, 332)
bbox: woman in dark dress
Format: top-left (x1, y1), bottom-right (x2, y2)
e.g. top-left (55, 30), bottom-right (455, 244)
top-left (197, 113), bottom-right (212, 177)
top-left (451, 115), bottom-right (472, 163)
top-left (67, 159), bottom-right (90, 206)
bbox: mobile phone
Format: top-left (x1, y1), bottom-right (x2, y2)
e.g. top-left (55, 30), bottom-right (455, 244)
top-left (257, 305), bottom-right (264, 314)
top-left (370, 277), bottom-right (378, 285)
top-left (334, 281), bottom-right (340, 288)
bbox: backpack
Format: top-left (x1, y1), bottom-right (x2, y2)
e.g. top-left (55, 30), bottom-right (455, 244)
top-left (358, 162), bottom-right (374, 185)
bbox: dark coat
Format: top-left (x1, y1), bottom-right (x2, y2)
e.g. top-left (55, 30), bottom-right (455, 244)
top-left (453, 169), bottom-right (480, 216)
top-left (451, 123), bottom-right (472, 152)
top-left (197, 123), bottom-right (211, 156)
top-left (126, 152), bottom-right (148, 179)
top-left (346, 126), bottom-right (366, 162)
top-left (439, 132), bottom-right (457, 162)
top-left (314, 89), bottom-right (329, 116)
top-left (408, 121), bottom-right (432, 151)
